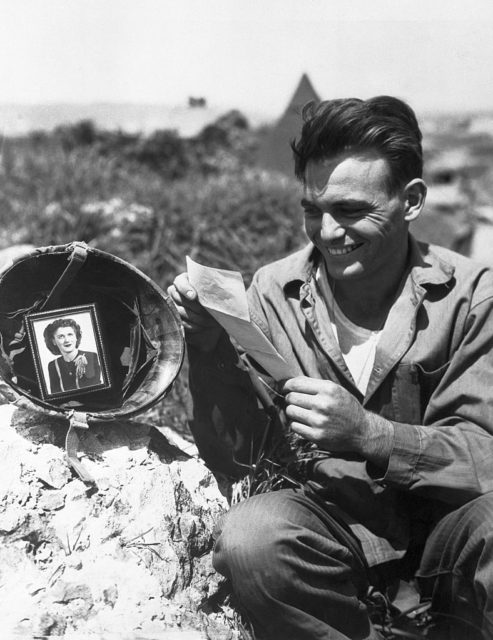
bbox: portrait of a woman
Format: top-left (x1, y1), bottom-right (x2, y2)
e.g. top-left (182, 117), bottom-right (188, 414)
top-left (43, 317), bottom-right (102, 394)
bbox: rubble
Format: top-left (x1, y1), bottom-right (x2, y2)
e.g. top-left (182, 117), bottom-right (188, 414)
top-left (0, 400), bottom-right (239, 639)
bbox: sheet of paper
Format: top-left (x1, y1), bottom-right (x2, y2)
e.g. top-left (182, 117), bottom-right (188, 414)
top-left (186, 257), bottom-right (250, 320)
top-left (187, 256), bottom-right (293, 380)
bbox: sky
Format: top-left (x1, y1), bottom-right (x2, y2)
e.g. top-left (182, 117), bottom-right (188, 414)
top-left (1, 0), bottom-right (493, 119)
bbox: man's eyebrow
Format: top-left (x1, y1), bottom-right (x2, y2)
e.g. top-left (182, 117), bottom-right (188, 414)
top-left (335, 198), bottom-right (369, 206)
top-left (301, 197), bottom-right (369, 207)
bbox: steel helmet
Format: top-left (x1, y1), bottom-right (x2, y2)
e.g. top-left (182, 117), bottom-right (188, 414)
top-left (0, 242), bottom-right (184, 480)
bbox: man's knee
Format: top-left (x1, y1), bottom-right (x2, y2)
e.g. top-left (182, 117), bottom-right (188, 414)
top-left (213, 489), bottom-right (360, 594)
top-left (462, 492), bottom-right (493, 529)
top-left (213, 490), bottom-right (308, 581)
top-left (213, 490), bottom-right (378, 640)
top-left (440, 493), bottom-right (493, 548)
top-left (418, 493), bottom-right (493, 638)
top-left (451, 493), bottom-right (493, 587)
top-left (420, 493), bottom-right (493, 570)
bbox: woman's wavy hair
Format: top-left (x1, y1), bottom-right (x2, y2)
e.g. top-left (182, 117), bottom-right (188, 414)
top-left (43, 317), bottom-right (82, 355)
top-left (291, 96), bottom-right (423, 193)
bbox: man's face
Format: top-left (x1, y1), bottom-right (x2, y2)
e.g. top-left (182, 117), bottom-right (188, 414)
top-left (53, 326), bottom-right (77, 355)
top-left (303, 150), bottom-right (409, 284)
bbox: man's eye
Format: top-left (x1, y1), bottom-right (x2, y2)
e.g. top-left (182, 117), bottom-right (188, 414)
top-left (303, 207), bottom-right (321, 217)
top-left (339, 208), bottom-right (365, 216)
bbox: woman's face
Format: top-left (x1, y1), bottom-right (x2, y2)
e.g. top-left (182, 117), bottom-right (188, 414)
top-left (52, 326), bottom-right (77, 355)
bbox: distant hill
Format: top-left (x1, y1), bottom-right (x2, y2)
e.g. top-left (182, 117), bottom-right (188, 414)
top-left (0, 103), bottom-right (269, 137)
top-left (2, 101), bottom-right (493, 142)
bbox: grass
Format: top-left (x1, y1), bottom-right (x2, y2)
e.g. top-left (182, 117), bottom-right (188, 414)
top-left (0, 118), bottom-right (307, 439)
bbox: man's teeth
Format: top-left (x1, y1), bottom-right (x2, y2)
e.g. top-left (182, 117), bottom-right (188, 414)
top-left (327, 244), bottom-right (362, 256)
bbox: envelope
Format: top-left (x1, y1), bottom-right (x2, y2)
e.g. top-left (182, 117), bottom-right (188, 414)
top-left (186, 256), bottom-right (292, 381)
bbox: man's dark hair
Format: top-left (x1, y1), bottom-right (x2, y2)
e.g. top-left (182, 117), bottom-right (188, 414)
top-left (291, 96), bottom-right (423, 193)
top-left (43, 318), bottom-right (82, 355)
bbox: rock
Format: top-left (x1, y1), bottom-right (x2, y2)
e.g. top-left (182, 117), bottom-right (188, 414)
top-left (32, 611), bottom-right (68, 637)
top-left (0, 243), bottom-right (35, 270)
top-left (51, 579), bottom-right (93, 604)
top-left (35, 444), bottom-right (72, 488)
top-left (103, 583), bottom-right (118, 607)
top-left (205, 619), bottom-right (235, 640)
top-left (10, 403), bottom-right (65, 444)
top-left (0, 401), bottom-right (237, 638)
top-left (38, 490), bottom-right (65, 511)
top-left (0, 503), bottom-right (27, 533)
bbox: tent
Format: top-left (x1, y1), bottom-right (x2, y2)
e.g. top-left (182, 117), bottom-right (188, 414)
top-left (257, 73), bottom-right (320, 175)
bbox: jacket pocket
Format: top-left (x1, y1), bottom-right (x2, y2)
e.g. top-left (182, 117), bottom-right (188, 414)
top-left (391, 362), bottom-right (422, 424)
top-left (415, 360), bottom-right (451, 415)
top-left (389, 360), bottom-right (451, 425)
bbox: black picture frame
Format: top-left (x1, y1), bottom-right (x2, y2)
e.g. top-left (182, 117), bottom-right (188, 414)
top-left (24, 303), bottom-right (111, 401)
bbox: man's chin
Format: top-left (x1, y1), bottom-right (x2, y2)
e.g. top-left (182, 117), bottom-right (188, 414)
top-left (324, 261), bottom-right (365, 282)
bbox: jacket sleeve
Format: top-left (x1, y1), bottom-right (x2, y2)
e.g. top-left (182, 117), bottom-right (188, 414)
top-left (187, 330), bottom-right (272, 479)
top-left (384, 290), bottom-right (493, 505)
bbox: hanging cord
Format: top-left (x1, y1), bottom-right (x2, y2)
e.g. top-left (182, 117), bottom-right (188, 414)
top-left (41, 242), bottom-right (88, 311)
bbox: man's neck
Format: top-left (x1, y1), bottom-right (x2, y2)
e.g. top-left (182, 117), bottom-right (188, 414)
top-left (328, 246), bottom-right (410, 331)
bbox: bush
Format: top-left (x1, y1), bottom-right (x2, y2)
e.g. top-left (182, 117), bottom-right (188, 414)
top-left (54, 119), bottom-right (99, 150)
top-left (125, 129), bottom-right (190, 178)
top-left (0, 124), bottom-right (304, 289)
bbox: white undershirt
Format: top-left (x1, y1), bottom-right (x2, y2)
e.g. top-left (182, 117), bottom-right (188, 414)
top-left (316, 265), bottom-right (382, 395)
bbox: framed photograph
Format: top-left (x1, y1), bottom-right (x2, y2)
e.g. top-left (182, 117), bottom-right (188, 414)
top-left (24, 304), bottom-right (111, 401)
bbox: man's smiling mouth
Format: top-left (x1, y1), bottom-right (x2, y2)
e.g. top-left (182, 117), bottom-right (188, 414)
top-left (326, 243), bottom-right (364, 256)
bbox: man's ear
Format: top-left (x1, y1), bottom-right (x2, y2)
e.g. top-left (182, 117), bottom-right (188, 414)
top-left (403, 179), bottom-right (427, 222)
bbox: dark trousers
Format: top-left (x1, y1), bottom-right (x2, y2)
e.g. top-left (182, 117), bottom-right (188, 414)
top-left (213, 488), bottom-right (493, 639)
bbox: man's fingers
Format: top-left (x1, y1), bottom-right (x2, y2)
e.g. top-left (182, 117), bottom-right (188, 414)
top-left (285, 391), bottom-right (320, 410)
top-left (173, 303), bottom-right (215, 326)
top-left (168, 280), bottom-right (217, 329)
top-left (182, 320), bottom-right (218, 333)
top-left (290, 421), bottom-right (318, 441)
top-left (172, 272), bottom-right (197, 300)
top-left (168, 273), bottom-right (222, 351)
top-left (282, 376), bottom-right (333, 395)
top-left (285, 403), bottom-right (316, 426)
top-left (167, 283), bottom-right (197, 307)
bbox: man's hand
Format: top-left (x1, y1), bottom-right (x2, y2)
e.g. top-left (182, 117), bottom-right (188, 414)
top-left (167, 273), bottom-right (223, 352)
top-left (282, 376), bottom-right (394, 466)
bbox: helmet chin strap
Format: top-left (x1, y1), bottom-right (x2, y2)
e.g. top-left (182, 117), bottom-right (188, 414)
top-left (65, 410), bottom-right (95, 486)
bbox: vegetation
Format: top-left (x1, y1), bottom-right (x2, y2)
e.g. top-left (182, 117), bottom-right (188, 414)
top-left (0, 111), bottom-right (304, 287)
top-left (0, 112), bottom-right (306, 437)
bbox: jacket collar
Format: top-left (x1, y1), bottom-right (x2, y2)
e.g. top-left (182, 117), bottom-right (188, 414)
top-left (281, 235), bottom-right (456, 297)
top-left (407, 235), bottom-right (455, 287)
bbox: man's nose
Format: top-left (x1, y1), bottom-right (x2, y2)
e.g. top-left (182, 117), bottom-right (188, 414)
top-left (319, 212), bottom-right (345, 241)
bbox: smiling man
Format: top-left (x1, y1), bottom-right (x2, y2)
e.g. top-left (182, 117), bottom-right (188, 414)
top-left (169, 96), bottom-right (493, 639)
